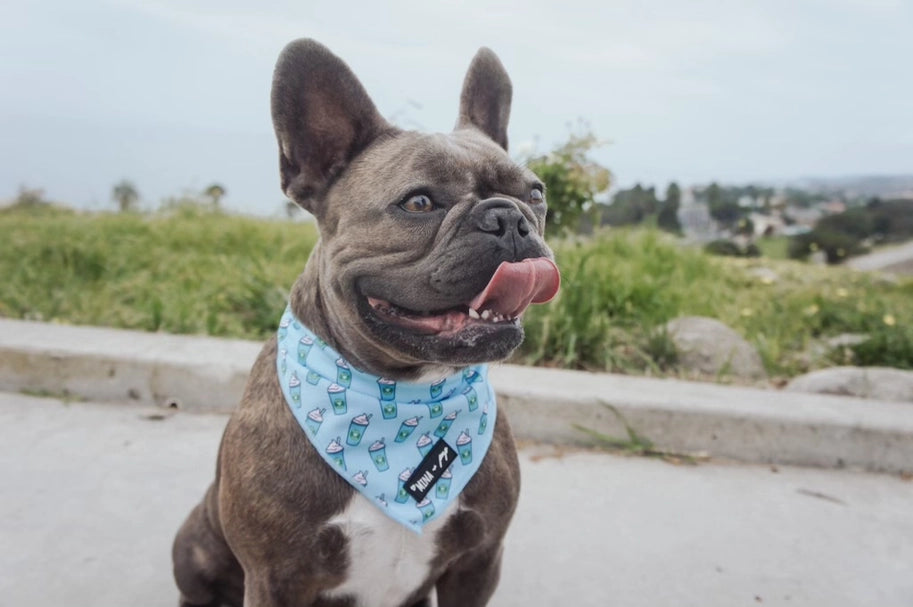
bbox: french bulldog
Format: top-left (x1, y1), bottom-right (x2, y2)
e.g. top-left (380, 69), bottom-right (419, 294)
top-left (172, 38), bottom-right (559, 607)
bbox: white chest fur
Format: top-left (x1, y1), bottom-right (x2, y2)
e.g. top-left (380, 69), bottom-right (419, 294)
top-left (322, 494), bottom-right (454, 607)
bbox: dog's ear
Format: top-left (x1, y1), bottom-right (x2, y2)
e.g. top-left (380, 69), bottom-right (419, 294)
top-left (456, 48), bottom-right (512, 151)
top-left (272, 39), bottom-right (392, 215)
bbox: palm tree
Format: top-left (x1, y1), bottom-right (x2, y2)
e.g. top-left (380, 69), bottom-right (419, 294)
top-left (204, 183), bottom-right (226, 208)
top-left (112, 180), bottom-right (139, 212)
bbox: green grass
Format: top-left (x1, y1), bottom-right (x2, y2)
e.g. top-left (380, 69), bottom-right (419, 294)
top-left (0, 204), bottom-right (318, 339)
top-left (2, 205), bottom-right (911, 380)
top-left (516, 229), bottom-right (913, 379)
top-left (755, 235), bottom-right (790, 260)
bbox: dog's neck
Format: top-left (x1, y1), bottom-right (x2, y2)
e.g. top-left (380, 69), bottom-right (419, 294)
top-left (289, 246), bottom-right (460, 383)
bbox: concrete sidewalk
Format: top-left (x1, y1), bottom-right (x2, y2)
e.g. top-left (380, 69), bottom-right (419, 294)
top-left (1, 393), bottom-right (911, 606)
top-left (2, 317), bottom-right (913, 472)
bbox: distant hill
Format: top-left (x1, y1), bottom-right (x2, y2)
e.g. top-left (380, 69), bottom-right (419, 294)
top-left (786, 175), bottom-right (913, 200)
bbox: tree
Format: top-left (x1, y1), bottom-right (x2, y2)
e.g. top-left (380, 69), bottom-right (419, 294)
top-left (602, 183), bottom-right (659, 227)
top-left (112, 180), bottom-right (139, 212)
top-left (525, 129), bottom-right (612, 238)
top-left (665, 182), bottom-right (681, 208)
top-left (705, 182), bottom-right (741, 226)
top-left (204, 183), bottom-right (226, 208)
top-left (657, 181), bottom-right (682, 234)
top-left (14, 185), bottom-right (47, 208)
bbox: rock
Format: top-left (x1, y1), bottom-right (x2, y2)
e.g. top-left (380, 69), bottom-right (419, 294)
top-left (802, 333), bottom-right (871, 368)
top-left (747, 267), bottom-right (779, 284)
top-left (786, 367), bottom-right (913, 403)
top-left (665, 316), bottom-right (767, 381)
top-left (825, 334), bottom-right (870, 349)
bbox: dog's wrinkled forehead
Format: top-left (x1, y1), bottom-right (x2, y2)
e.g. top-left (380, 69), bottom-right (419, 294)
top-left (347, 130), bottom-right (535, 203)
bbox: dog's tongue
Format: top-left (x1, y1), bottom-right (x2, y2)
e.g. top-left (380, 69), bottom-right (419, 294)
top-left (469, 258), bottom-right (560, 318)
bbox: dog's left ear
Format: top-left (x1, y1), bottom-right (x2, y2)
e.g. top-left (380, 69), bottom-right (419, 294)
top-left (271, 39), bottom-right (392, 216)
top-left (456, 48), bottom-right (512, 151)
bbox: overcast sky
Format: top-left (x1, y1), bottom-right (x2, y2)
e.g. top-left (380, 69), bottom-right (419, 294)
top-left (1, 0), bottom-right (911, 216)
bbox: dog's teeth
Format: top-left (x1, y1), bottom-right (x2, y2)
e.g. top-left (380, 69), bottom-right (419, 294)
top-left (481, 310), bottom-right (491, 320)
top-left (468, 308), bottom-right (480, 320)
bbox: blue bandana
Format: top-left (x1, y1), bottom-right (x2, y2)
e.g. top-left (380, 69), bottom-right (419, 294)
top-left (276, 305), bottom-right (497, 533)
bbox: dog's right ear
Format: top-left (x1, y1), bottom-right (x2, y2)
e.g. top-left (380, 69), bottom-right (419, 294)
top-left (271, 39), bottom-right (391, 216)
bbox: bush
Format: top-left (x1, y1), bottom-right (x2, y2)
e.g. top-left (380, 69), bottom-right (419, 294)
top-left (526, 129), bottom-right (611, 238)
top-left (789, 199), bottom-right (913, 263)
top-left (847, 326), bottom-right (913, 370)
top-left (789, 230), bottom-right (867, 263)
top-left (704, 239), bottom-right (759, 257)
top-left (704, 239), bottom-right (742, 257)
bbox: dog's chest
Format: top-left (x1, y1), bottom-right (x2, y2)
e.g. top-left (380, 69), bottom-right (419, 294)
top-left (322, 494), bottom-right (454, 607)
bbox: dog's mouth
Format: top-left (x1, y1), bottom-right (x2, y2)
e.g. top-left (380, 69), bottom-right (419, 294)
top-left (365, 258), bottom-right (560, 337)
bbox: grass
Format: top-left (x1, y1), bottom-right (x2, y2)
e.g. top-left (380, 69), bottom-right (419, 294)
top-left (755, 235), bottom-right (790, 260)
top-left (516, 229), bottom-right (913, 379)
top-left (0, 204), bottom-right (317, 339)
top-left (2, 204), bottom-right (911, 381)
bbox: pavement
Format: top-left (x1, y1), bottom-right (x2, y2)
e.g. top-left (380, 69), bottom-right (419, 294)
top-left (1, 392), bottom-right (911, 607)
top-left (848, 239), bottom-right (913, 275)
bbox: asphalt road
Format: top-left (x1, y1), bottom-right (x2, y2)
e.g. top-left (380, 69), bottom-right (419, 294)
top-left (2, 393), bottom-right (911, 606)
top-left (848, 239), bottom-right (913, 274)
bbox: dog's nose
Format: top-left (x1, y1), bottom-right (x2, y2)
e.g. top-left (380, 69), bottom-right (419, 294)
top-left (473, 198), bottom-right (531, 240)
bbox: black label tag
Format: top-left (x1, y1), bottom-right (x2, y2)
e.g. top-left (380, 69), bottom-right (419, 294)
top-left (404, 439), bottom-right (456, 502)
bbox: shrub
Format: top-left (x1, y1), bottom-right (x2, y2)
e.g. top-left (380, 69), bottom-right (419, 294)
top-left (704, 239), bottom-right (759, 257)
top-left (847, 326), bottom-right (913, 370)
top-left (526, 129), bottom-right (612, 238)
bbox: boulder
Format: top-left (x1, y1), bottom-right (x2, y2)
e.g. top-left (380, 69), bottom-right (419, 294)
top-left (665, 316), bottom-right (767, 381)
top-left (786, 367), bottom-right (913, 403)
top-left (747, 267), bottom-right (779, 284)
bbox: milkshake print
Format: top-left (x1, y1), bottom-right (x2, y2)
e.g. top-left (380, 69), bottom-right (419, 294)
top-left (327, 383), bottom-right (347, 415)
top-left (346, 413), bottom-right (372, 446)
top-left (416, 498), bottom-right (435, 521)
top-left (289, 372), bottom-right (301, 406)
top-left (478, 403), bottom-right (488, 435)
top-left (351, 470), bottom-right (369, 487)
top-left (278, 317), bottom-right (290, 341)
top-left (298, 335), bottom-right (314, 363)
top-left (426, 401), bottom-right (444, 419)
top-left (379, 397), bottom-right (397, 420)
top-left (375, 493), bottom-right (388, 508)
top-left (456, 430), bottom-right (473, 465)
top-left (435, 468), bottom-right (452, 500)
top-left (304, 407), bottom-right (326, 436)
top-left (368, 438), bottom-right (389, 471)
top-left (279, 348), bottom-right (288, 375)
top-left (395, 468), bottom-right (414, 503)
top-left (378, 378), bottom-right (396, 402)
top-left (416, 432), bottom-right (434, 457)
top-left (306, 369), bottom-right (321, 385)
top-left (433, 409), bottom-right (460, 438)
top-left (395, 416), bottom-right (422, 443)
top-left (462, 368), bottom-right (481, 384)
top-left (336, 358), bottom-right (352, 388)
top-left (430, 378), bottom-right (446, 400)
top-left (462, 385), bottom-right (479, 411)
top-left (326, 437), bottom-right (346, 471)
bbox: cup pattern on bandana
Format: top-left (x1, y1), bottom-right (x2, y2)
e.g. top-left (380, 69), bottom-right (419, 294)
top-left (276, 305), bottom-right (497, 533)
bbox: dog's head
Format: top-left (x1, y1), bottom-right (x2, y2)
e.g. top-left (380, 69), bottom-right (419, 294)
top-left (273, 39), bottom-right (558, 379)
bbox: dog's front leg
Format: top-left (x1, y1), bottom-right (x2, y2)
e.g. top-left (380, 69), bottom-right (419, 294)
top-left (435, 543), bottom-right (505, 607)
top-left (242, 568), bottom-right (322, 607)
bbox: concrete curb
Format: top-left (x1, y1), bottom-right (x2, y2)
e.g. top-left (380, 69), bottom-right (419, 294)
top-left (2, 318), bottom-right (911, 473)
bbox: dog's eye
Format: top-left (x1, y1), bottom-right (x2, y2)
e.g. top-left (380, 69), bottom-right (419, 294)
top-left (529, 187), bottom-right (544, 204)
top-left (400, 194), bottom-right (435, 213)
